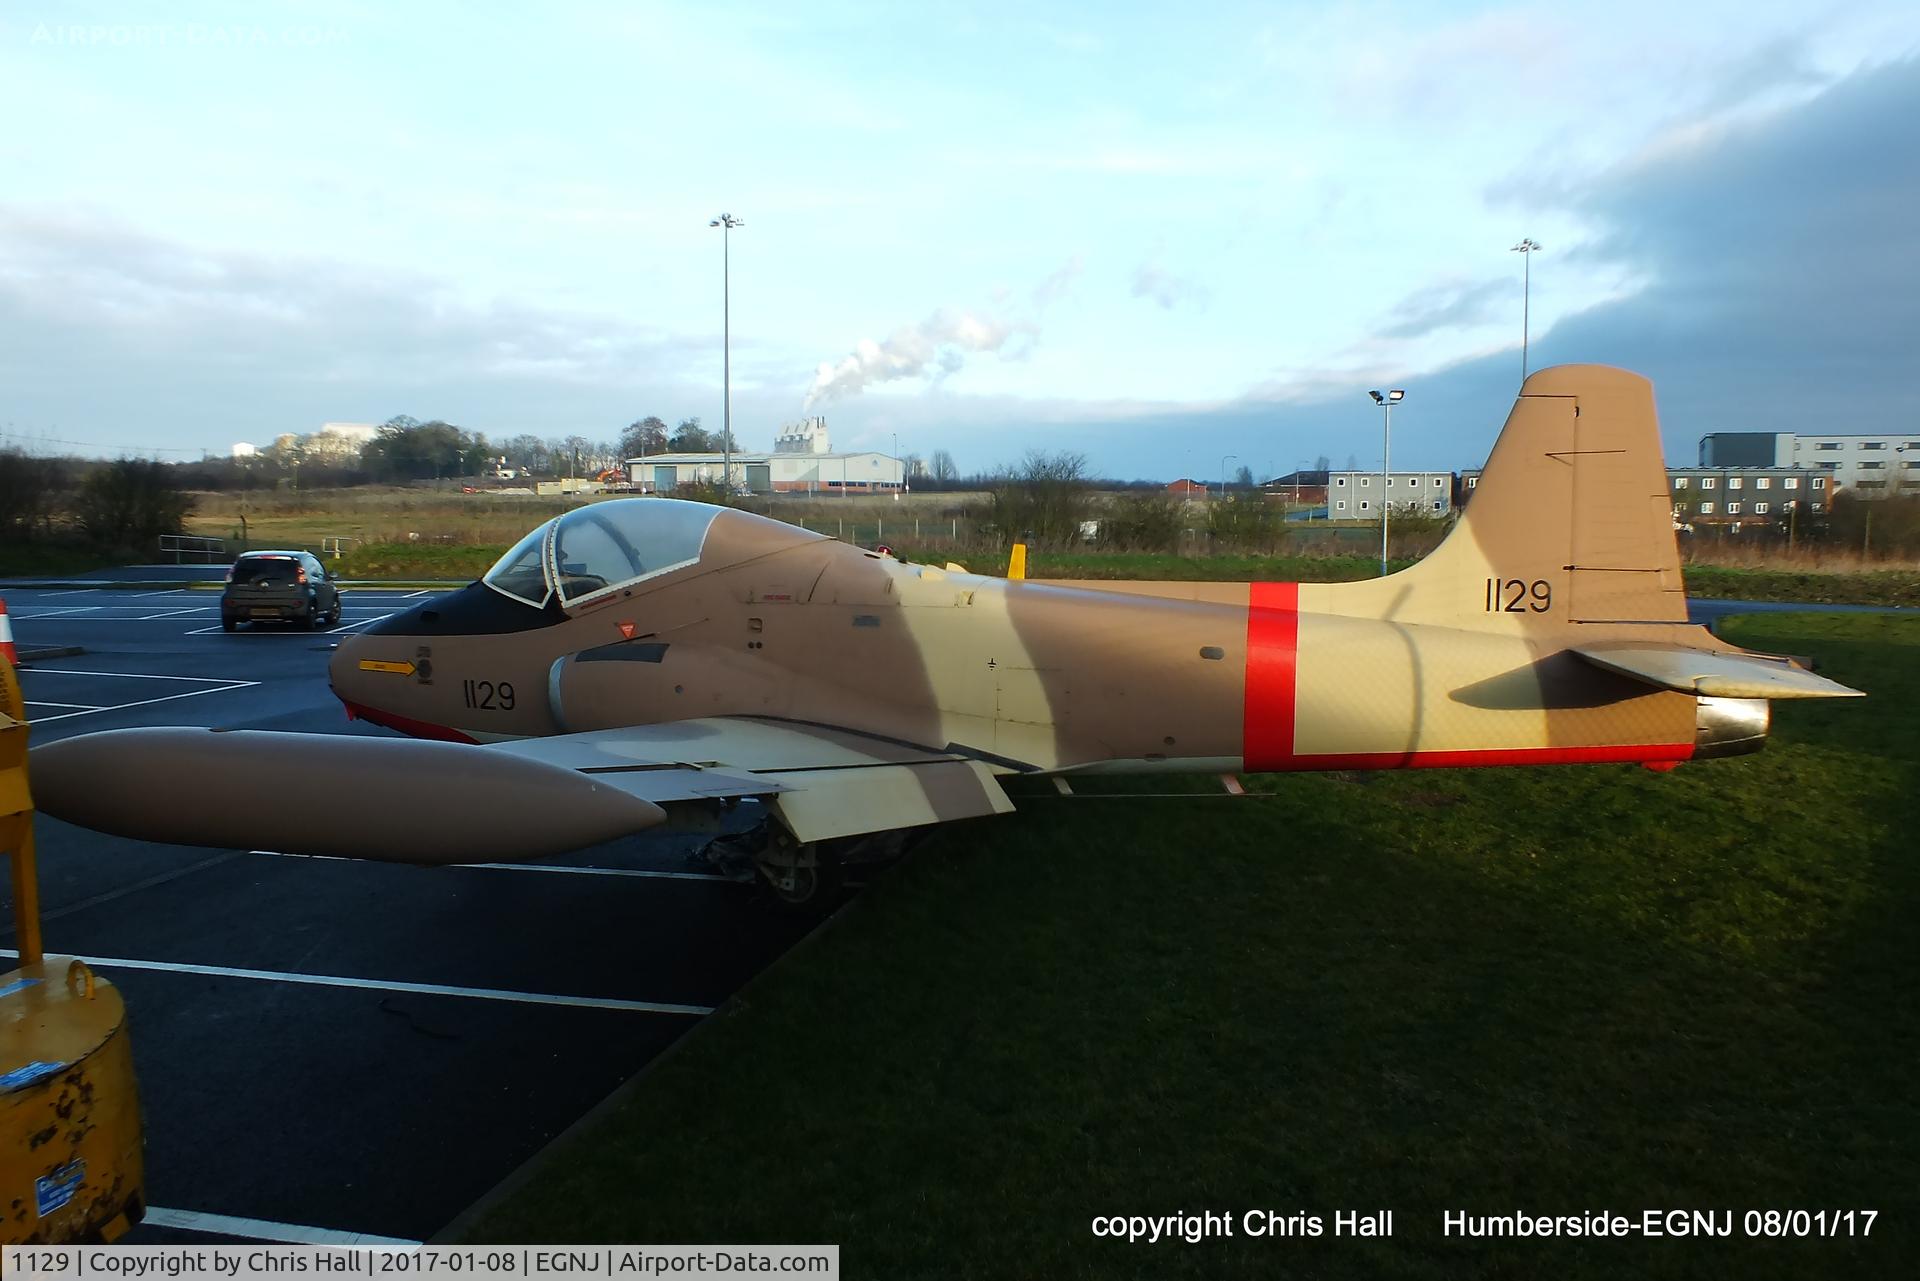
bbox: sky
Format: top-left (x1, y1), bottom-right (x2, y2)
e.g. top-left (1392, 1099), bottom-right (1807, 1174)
top-left (1, 0), bottom-right (1917, 479)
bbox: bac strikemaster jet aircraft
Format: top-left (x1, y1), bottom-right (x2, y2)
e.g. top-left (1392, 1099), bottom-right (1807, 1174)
top-left (32, 366), bottom-right (1862, 902)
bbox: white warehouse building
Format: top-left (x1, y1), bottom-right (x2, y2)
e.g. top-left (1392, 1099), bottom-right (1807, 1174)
top-left (623, 451), bottom-right (906, 495)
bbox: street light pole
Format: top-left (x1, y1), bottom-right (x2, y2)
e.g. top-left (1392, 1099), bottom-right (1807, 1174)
top-left (1369, 389), bottom-right (1405, 575)
top-left (710, 213), bottom-right (744, 498)
top-left (1511, 238), bottom-right (1541, 383)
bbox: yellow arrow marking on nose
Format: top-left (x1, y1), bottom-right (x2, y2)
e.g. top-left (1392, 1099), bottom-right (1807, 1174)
top-left (358, 659), bottom-right (417, 676)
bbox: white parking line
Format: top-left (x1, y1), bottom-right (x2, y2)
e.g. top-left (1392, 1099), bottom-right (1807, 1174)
top-left (135, 587), bottom-right (193, 597)
top-left (21, 679), bottom-right (257, 722)
top-left (20, 606), bottom-right (100, 618)
top-left (142, 1206), bottom-right (422, 1248)
top-left (22, 700), bottom-right (105, 711)
top-left (0, 949), bottom-right (715, 1015)
top-left (31, 668), bottom-right (251, 682)
top-left (251, 849), bottom-right (736, 883)
top-left (458, 861), bottom-right (737, 883)
top-left (40, 588), bottom-right (96, 597)
top-left (136, 607), bottom-right (209, 620)
top-left (404, 589), bottom-right (436, 597)
top-left (329, 612), bottom-right (395, 633)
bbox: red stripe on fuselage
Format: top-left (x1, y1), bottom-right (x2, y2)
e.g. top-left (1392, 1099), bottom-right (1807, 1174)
top-left (1280, 742), bottom-right (1696, 771)
top-left (1241, 583), bottom-right (1694, 772)
top-left (338, 697), bottom-right (478, 744)
top-left (1242, 581), bottom-right (1299, 771)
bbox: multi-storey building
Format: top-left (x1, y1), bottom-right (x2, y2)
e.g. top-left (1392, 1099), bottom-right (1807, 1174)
top-left (1699, 431), bottom-right (1920, 497)
top-left (1324, 470), bottom-right (1454, 518)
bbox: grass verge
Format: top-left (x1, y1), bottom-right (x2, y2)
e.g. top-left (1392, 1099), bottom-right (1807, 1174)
top-left (457, 612), bottom-right (1917, 1277)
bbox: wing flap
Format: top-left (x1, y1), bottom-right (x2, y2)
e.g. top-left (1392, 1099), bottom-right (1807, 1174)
top-left (485, 717), bottom-right (1015, 841)
top-left (1571, 643), bottom-right (1864, 699)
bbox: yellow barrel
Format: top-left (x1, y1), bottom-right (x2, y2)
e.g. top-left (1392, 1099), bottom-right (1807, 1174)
top-left (0, 958), bottom-right (145, 1242)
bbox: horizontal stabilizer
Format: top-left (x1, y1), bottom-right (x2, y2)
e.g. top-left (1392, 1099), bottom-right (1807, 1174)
top-left (31, 727), bottom-right (667, 862)
top-left (1571, 643), bottom-right (1864, 700)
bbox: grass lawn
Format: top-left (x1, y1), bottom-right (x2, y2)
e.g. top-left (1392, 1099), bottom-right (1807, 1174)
top-left (459, 612), bottom-right (1917, 1278)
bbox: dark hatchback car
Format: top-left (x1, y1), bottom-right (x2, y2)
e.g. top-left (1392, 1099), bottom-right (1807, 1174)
top-left (221, 551), bottom-right (343, 630)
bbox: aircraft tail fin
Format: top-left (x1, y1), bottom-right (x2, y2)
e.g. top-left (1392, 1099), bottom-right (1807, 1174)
top-left (1330, 364), bottom-right (1690, 627)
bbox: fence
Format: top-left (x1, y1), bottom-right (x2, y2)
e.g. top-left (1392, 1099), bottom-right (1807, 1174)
top-left (157, 534), bottom-right (225, 564)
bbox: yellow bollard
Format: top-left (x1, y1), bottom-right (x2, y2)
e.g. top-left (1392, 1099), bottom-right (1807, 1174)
top-left (1006, 542), bottom-right (1027, 581)
top-left (0, 655), bottom-right (146, 1243)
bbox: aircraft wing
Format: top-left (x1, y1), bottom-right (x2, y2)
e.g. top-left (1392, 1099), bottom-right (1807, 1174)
top-left (30, 718), bottom-right (1014, 864)
top-left (485, 718), bottom-right (1017, 845)
top-left (1570, 642), bottom-right (1865, 699)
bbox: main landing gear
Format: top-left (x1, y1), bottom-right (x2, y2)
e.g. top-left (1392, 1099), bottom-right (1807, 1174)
top-left (701, 819), bottom-right (916, 910)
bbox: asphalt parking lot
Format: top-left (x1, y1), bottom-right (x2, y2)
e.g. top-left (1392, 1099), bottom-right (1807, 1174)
top-left (2, 580), bottom-right (822, 1245)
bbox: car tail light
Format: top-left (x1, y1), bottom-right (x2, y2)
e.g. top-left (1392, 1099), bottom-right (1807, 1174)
top-left (297, 567), bottom-right (309, 584)
top-left (225, 566), bottom-right (234, 582)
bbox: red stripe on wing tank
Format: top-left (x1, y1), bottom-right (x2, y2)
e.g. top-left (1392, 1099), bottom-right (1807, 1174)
top-left (1242, 581), bottom-right (1300, 771)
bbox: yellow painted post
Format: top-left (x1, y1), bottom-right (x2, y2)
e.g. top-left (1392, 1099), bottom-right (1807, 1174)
top-left (0, 654), bottom-right (38, 964)
top-left (0, 653), bottom-right (147, 1243)
top-left (1007, 542), bottom-right (1027, 581)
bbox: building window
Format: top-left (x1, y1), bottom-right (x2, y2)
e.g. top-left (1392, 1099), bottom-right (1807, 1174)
top-left (1860, 441), bottom-right (1885, 450)
top-left (1466, 476), bottom-right (1478, 488)
top-left (1859, 461), bottom-right (1885, 470)
top-left (1385, 477), bottom-right (1394, 487)
top-left (1856, 480), bottom-right (1887, 489)
top-left (1727, 502), bottom-right (1742, 514)
top-left (1336, 476), bottom-right (1347, 486)
top-left (1755, 502), bottom-right (1770, 514)
top-left (1813, 503), bottom-right (1825, 511)
top-left (1335, 500), bottom-right (1347, 511)
top-left (1674, 476), bottom-right (1690, 488)
top-left (1359, 500), bottom-right (1370, 511)
top-left (1701, 477), bottom-right (1717, 489)
top-left (1699, 502), bottom-right (1715, 514)
top-left (1816, 442), bottom-right (1842, 450)
top-left (1812, 477), bottom-right (1826, 489)
top-left (1431, 500), bottom-right (1443, 511)
top-left (1433, 477), bottom-right (1444, 486)
top-left (1784, 477), bottom-right (1799, 489)
top-left (1360, 477), bottom-right (1371, 487)
top-left (1820, 461), bottom-right (1840, 469)
top-left (1729, 477), bottom-right (1744, 489)
top-left (1756, 476), bottom-right (1771, 489)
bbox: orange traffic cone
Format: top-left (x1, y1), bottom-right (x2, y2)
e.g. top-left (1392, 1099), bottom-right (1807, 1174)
top-left (0, 597), bottom-right (15, 666)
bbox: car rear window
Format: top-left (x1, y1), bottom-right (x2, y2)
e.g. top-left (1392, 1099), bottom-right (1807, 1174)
top-left (231, 557), bottom-right (301, 584)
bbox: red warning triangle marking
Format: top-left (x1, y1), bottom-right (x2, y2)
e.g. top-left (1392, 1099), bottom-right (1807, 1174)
top-left (618, 621), bottom-right (636, 640)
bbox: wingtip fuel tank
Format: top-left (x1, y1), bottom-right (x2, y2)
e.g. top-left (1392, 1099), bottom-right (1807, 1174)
top-left (30, 727), bottom-right (667, 863)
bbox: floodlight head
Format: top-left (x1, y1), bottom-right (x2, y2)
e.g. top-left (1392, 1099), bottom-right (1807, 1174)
top-left (1388, 389), bottom-right (1406, 402)
top-left (1369, 390), bottom-right (1385, 404)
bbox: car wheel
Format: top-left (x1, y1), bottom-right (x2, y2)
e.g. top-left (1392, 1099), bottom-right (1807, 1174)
top-left (222, 618), bottom-right (238, 632)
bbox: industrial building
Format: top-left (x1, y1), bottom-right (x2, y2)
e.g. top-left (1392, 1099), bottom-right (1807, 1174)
top-left (621, 451), bottom-right (907, 495)
top-left (622, 415), bottom-right (907, 495)
top-left (1699, 430), bottom-right (1920, 496)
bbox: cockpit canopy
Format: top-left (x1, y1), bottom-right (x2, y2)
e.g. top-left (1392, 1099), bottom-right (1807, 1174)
top-left (482, 499), bottom-right (722, 609)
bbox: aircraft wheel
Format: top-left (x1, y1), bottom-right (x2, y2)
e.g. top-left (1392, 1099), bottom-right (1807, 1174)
top-left (753, 837), bottom-right (842, 911)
